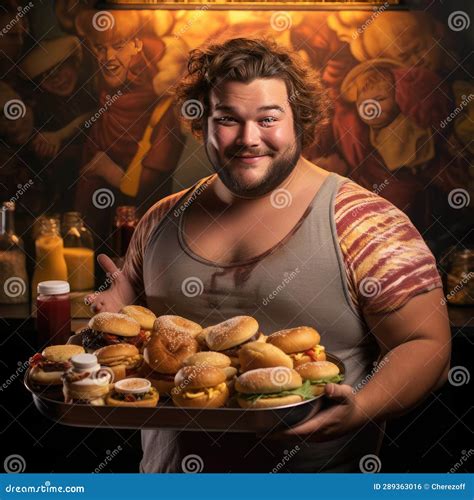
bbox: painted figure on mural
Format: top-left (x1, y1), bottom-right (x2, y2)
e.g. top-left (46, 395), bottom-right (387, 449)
top-left (73, 9), bottom-right (187, 240)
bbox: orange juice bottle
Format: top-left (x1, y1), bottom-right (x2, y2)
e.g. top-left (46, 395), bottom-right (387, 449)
top-left (62, 212), bottom-right (95, 291)
top-left (32, 217), bottom-right (68, 298)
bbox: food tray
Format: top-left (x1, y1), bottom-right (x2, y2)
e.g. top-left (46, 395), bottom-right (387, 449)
top-left (24, 353), bottom-right (345, 433)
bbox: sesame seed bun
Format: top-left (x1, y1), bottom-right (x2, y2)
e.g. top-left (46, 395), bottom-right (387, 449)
top-left (183, 351), bottom-right (231, 369)
top-left (144, 329), bottom-right (198, 374)
top-left (235, 367), bottom-right (302, 394)
top-left (174, 365), bottom-right (227, 390)
top-left (120, 305), bottom-right (156, 330)
top-left (153, 315), bottom-right (202, 338)
top-left (88, 312), bottom-right (140, 338)
top-left (204, 316), bottom-right (259, 351)
top-left (42, 344), bottom-right (85, 363)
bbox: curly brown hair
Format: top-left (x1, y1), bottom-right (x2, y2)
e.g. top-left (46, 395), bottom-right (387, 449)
top-left (174, 37), bottom-right (332, 149)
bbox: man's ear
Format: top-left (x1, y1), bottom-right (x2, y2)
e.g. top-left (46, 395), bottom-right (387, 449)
top-left (134, 38), bottom-right (143, 53)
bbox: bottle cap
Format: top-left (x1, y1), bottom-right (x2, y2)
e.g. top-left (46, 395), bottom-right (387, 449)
top-left (37, 280), bottom-right (70, 295)
top-left (70, 353), bottom-right (99, 372)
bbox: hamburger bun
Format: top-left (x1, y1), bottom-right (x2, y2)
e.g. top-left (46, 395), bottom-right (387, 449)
top-left (174, 365), bottom-right (227, 390)
top-left (296, 361), bottom-right (342, 396)
top-left (153, 315), bottom-right (202, 338)
top-left (204, 316), bottom-right (259, 351)
top-left (94, 343), bottom-right (142, 381)
top-left (172, 365), bottom-right (229, 408)
top-left (235, 367), bottom-right (305, 408)
top-left (120, 305), bottom-right (156, 330)
top-left (238, 341), bottom-right (293, 372)
top-left (29, 345), bottom-right (85, 385)
top-left (183, 351), bottom-right (231, 369)
top-left (89, 312), bottom-right (140, 337)
top-left (267, 327), bottom-right (320, 353)
top-left (144, 329), bottom-right (198, 374)
top-left (235, 367), bottom-right (302, 394)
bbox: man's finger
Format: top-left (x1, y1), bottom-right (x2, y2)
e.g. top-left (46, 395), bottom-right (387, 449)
top-left (324, 383), bottom-right (353, 403)
top-left (97, 254), bottom-right (119, 277)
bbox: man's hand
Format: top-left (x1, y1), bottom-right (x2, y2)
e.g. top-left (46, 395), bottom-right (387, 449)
top-left (270, 383), bottom-right (366, 442)
top-left (81, 151), bottom-right (124, 188)
top-left (85, 254), bottom-right (136, 313)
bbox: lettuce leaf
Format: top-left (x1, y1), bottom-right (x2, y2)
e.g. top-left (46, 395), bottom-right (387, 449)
top-left (309, 374), bottom-right (344, 385)
top-left (238, 380), bottom-right (315, 402)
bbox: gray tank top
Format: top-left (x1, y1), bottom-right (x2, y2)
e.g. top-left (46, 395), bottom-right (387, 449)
top-left (141, 172), bottom-right (382, 473)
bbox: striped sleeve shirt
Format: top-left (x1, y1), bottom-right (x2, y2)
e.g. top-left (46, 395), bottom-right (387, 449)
top-left (124, 179), bottom-right (442, 316)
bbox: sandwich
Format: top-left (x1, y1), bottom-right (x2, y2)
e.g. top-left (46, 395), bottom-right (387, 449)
top-left (120, 305), bottom-right (156, 347)
top-left (171, 365), bottom-right (229, 408)
top-left (29, 344), bottom-right (85, 386)
top-left (80, 312), bottom-right (147, 352)
top-left (142, 328), bottom-right (198, 395)
top-left (183, 351), bottom-right (237, 391)
top-left (266, 327), bottom-right (325, 367)
top-left (235, 367), bottom-right (314, 408)
top-left (106, 377), bottom-right (159, 407)
top-left (203, 316), bottom-right (261, 367)
top-left (295, 361), bottom-right (344, 396)
top-left (94, 343), bottom-right (143, 381)
top-left (238, 341), bottom-right (293, 372)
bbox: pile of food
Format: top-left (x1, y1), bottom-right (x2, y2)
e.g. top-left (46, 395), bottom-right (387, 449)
top-left (27, 306), bottom-right (343, 409)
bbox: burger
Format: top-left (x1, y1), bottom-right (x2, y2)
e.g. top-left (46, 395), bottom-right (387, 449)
top-left (203, 316), bottom-right (261, 367)
top-left (29, 345), bottom-right (85, 386)
top-left (142, 328), bottom-right (198, 395)
top-left (171, 365), bottom-right (229, 408)
top-left (183, 351), bottom-right (237, 391)
top-left (120, 305), bottom-right (156, 347)
top-left (235, 367), bottom-right (314, 408)
top-left (266, 327), bottom-right (326, 367)
top-left (94, 343), bottom-right (143, 381)
top-left (238, 341), bottom-right (293, 372)
top-left (295, 361), bottom-right (344, 396)
top-left (80, 312), bottom-right (148, 352)
top-left (106, 378), bottom-right (159, 407)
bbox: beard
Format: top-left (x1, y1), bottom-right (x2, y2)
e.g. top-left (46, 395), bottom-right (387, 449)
top-left (205, 137), bottom-right (302, 198)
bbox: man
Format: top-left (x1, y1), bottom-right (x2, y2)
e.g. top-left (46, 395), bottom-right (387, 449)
top-left (74, 10), bottom-right (185, 238)
top-left (87, 38), bottom-right (450, 472)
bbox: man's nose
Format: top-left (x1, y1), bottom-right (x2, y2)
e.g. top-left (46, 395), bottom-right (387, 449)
top-left (236, 121), bottom-right (260, 147)
top-left (105, 47), bottom-right (117, 61)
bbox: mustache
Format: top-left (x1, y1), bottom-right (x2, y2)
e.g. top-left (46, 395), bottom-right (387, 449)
top-left (226, 147), bottom-right (274, 158)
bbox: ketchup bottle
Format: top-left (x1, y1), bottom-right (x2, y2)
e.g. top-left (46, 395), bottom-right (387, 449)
top-left (36, 280), bottom-right (71, 347)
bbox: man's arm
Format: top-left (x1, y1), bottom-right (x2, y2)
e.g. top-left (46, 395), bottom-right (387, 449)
top-left (276, 288), bottom-right (451, 441)
top-left (356, 287), bottom-right (451, 421)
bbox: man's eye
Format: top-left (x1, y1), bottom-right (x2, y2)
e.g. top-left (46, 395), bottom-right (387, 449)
top-left (260, 117), bottom-right (277, 126)
top-left (216, 117), bottom-right (236, 124)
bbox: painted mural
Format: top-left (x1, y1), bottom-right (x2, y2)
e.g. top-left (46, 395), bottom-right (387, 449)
top-left (0, 1), bottom-right (472, 255)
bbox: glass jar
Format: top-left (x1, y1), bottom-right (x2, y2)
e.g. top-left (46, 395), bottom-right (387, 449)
top-left (36, 280), bottom-right (71, 346)
top-left (32, 217), bottom-right (68, 298)
top-left (113, 206), bottom-right (138, 267)
top-left (62, 212), bottom-right (95, 291)
top-left (0, 201), bottom-right (28, 304)
top-left (441, 247), bottom-right (474, 306)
